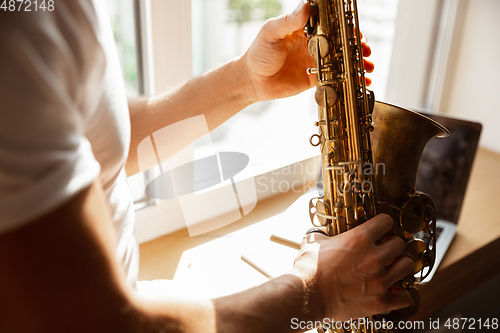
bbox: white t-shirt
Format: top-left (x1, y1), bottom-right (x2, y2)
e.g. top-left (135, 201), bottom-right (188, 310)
top-left (0, 0), bottom-right (139, 286)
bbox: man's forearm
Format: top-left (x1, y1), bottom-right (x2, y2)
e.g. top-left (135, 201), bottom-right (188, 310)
top-left (126, 57), bottom-right (256, 176)
top-left (135, 272), bottom-right (318, 333)
top-left (210, 273), bottom-right (320, 333)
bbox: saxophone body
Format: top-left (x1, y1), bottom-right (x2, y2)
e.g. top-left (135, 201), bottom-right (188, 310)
top-left (305, 0), bottom-right (449, 331)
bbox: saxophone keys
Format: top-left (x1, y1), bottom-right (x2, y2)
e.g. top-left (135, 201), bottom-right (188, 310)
top-left (421, 204), bottom-right (435, 222)
top-left (306, 67), bottom-right (318, 75)
top-left (404, 239), bottom-right (427, 274)
top-left (314, 85), bottom-right (338, 108)
top-left (307, 35), bottom-right (330, 59)
top-left (305, 2), bottom-right (318, 37)
top-left (309, 197), bottom-right (331, 228)
top-left (315, 200), bottom-right (330, 226)
top-left (310, 134), bottom-right (321, 147)
top-left (420, 249), bottom-right (435, 272)
top-left (399, 194), bottom-right (435, 233)
top-left (400, 211), bottom-right (426, 234)
top-left (396, 286), bottom-right (421, 318)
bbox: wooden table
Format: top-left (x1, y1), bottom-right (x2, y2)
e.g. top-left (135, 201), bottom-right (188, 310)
top-left (138, 147), bottom-right (500, 319)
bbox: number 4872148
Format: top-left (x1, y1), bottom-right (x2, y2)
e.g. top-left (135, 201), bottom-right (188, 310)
top-left (444, 318), bottom-right (499, 330)
top-left (1, 0), bottom-right (54, 11)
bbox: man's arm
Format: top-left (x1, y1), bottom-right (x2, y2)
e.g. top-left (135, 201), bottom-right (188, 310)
top-left (0, 180), bottom-right (412, 333)
top-left (126, 2), bottom-right (374, 176)
top-left (125, 2), bottom-right (312, 177)
top-left (125, 58), bottom-right (254, 176)
top-left (0, 175), bottom-right (303, 332)
top-left (0, 181), bottom-right (216, 332)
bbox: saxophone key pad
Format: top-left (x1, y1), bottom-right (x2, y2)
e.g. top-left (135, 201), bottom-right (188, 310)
top-left (307, 35), bottom-right (330, 59)
top-left (314, 85), bottom-right (338, 108)
top-left (404, 239), bottom-right (427, 274)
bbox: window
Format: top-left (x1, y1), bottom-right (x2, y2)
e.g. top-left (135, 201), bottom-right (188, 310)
top-left (357, 0), bottom-right (399, 101)
top-left (106, 0), bottom-right (154, 207)
top-left (105, 0), bottom-right (138, 96)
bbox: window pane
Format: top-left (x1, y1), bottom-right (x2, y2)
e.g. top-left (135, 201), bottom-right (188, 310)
top-left (191, 0), bottom-right (317, 170)
top-left (105, 0), bottom-right (138, 97)
top-left (358, 0), bottom-right (399, 101)
top-left (192, 0), bottom-right (284, 77)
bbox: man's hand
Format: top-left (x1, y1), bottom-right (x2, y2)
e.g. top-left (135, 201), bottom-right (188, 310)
top-left (290, 214), bottom-right (414, 322)
top-left (127, 2), bottom-right (374, 176)
top-left (241, 1), bottom-right (374, 104)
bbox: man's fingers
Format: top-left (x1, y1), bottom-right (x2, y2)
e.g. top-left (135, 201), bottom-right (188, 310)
top-left (362, 42), bottom-right (371, 57)
top-left (263, 1), bottom-right (310, 40)
top-left (377, 236), bottom-right (406, 265)
top-left (364, 59), bottom-right (374, 73)
top-left (359, 214), bottom-right (394, 242)
top-left (385, 256), bottom-right (414, 287)
top-left (383, 286), bottom-right (413, 311)
top-left (365, 286), bottom-right (412, 316)
top-left (359, 73), bottom-right (372, 86)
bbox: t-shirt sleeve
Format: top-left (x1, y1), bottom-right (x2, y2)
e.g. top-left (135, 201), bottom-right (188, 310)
top-left (0, 7), bottom-right (103, 234)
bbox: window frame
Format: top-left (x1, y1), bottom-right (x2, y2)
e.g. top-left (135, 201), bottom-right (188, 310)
top-left (385, 0), bottom-right (466, 113)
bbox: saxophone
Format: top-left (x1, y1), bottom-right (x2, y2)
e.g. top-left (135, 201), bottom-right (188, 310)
top-left (305, 0), bottom-right (449, 331)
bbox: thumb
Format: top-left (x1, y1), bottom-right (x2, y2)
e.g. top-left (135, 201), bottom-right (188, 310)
top-left (263, 1), bottom-right (310, 40)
